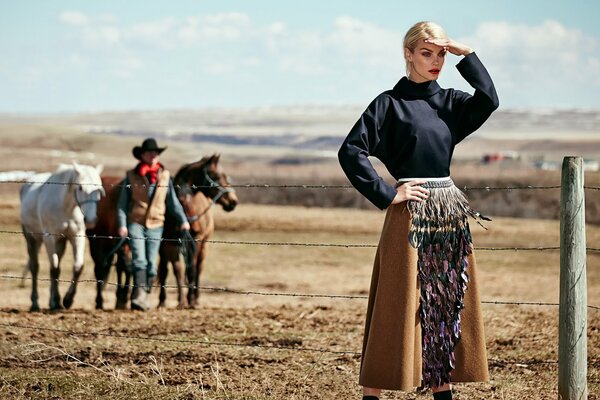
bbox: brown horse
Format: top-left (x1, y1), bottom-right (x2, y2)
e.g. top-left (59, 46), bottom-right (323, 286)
top-left (158, 154), bottom-right (238, 308)
top-left (87, 176), bottom-right (132, 310)
top-left (88, 154), bottom-right (237, 310)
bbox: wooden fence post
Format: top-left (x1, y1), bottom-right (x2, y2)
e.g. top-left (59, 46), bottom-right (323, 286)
top-left (559, 156), bottom-right (588, 399)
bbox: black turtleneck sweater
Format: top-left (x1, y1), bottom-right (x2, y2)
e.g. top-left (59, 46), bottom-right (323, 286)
top-left (338, 52), bottom-right (499, 210)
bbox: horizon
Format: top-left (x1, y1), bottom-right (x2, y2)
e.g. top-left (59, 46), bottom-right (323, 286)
top-left (2, 104), bottom-right (600, 117)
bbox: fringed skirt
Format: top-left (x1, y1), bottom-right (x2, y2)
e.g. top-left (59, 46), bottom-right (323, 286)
top-left (359, 178), bottom-right (489, 391)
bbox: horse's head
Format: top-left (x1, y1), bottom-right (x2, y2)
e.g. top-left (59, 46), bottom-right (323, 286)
top-left (71, 162), bottom-right (106, 228)
top-left (176, 154), bottom-right (238, 212)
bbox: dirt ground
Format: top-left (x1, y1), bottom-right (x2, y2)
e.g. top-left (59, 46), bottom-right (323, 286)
top-left (0, 189), bottom-right (599, 399)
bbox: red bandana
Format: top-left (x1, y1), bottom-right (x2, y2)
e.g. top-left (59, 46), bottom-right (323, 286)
top-left (137, 163), bottom-right (161, 184)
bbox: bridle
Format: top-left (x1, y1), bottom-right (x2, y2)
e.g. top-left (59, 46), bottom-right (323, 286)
top-left (73, 184), bottom-right (102, 210)
top-left (184, 166), bottom-right (235, 223)
top-left (201, 165), bottom-right (234, 204)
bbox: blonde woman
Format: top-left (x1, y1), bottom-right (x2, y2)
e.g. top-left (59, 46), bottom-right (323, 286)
top-left (338, 21), bottom-right (499, 400)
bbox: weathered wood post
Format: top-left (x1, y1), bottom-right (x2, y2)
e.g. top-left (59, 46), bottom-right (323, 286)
top-left (559, 156), bottom-right (588, 399)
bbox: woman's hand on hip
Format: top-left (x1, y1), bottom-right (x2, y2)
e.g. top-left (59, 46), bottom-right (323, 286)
top-left (390, 180), bottom-right (430, 205)
top-left (118, 226), bottom-right (128, 237)
top-left (424, 38), bottom-right (473, 56)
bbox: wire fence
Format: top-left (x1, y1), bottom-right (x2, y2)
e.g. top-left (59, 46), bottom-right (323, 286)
top-left (2, 229), bottom-right (600, 253)
top-left (0, 322), bottom-right (358, 355)
top-left (1, 178), bottom-right (599, 380)
top-left (1, 274), bottom-right (599, 311)
top-left (3, 179), bottom-right (600, 192)
top-left (4, 320), bottom-right (596, 369)
top-left (3, 320), bottom-right (600, 370)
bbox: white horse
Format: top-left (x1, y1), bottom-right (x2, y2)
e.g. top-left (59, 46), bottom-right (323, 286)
top-left (20, 162), bottom-right (105, 311)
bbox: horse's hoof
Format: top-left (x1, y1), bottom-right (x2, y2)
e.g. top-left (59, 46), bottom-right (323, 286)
top-left (30, 304), bottom-right (40, 312)
top-left (115, 299), bottom-right (128, 310)
top-left (95, 302), bottom-right (103, 310)
top-left (63, 296), bottom-right (74, 309)
top-left (176, 303), bottom-right (186, 310)
top-left (50, 299), bottom-right (64, 311)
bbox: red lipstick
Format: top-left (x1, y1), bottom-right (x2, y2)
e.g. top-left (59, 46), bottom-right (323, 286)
top-left (429, 69), bottom-right (440, 75)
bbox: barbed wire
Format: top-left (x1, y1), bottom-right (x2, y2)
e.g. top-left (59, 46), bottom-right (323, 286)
top-left (1, 274), bottom-right (599, 311)
top-left (3, 321), bottom-right (598, 369)
top-left (2, 321), bottom-right (593, 368)
top-left (5, 179), bottom-right (598, 192)
top-left (0, 322), bottom-right (359, 355)
top-left (2, 229), bottom-right (593, 252)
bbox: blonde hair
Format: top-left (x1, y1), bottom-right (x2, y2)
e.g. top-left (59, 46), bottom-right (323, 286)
top-left (403, 21), bottom-right (447, 76)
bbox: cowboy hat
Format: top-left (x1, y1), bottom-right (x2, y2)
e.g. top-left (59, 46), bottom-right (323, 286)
top-left (132, 138), bottom-right (167, 160)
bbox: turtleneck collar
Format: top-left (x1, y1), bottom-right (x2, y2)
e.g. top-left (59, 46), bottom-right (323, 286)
top-left (393, 77), bottom-right (441, 98)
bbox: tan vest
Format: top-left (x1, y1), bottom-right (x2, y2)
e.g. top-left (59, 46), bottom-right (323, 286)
top-left (127, 168), bottom-right (170, 229)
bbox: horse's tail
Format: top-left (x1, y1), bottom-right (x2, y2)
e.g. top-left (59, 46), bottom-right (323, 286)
top-left (179, 230), bottom-right (197, 285)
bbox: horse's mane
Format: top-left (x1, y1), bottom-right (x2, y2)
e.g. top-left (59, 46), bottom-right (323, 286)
top-left (52, 164), bottom-right (78, 183)
top-left (55, 163), bottom-right (75, 173)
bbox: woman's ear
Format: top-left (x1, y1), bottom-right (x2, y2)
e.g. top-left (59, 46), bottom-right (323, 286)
top-left (404, 48), bottom-right (412, 62)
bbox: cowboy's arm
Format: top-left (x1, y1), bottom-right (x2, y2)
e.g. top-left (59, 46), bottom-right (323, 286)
top-left (117, 176), bottom-right (130, 236)
top-left (166, 179), bottom-right (190, 230)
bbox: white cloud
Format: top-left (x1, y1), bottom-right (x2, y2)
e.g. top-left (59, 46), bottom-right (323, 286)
top-left (81, 25), bottom-right (122, 46)
top-left (131, 18), bottom-right (176, 40)
top-left (176, 13), bottom-right (254, 44)
top-left (62, 12), bottom-right (404, 75)
top-left (58, 11), bottom-right (90, 26)
top-left (55, 13), bottom-right (600, 107)
top-left (328, 16), bottom-right (403, 66)
top-left (460, 20), bottom-right (600, 86)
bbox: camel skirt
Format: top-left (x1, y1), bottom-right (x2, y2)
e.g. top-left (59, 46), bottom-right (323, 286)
top-left (359, 202), bottom-right (489, 390)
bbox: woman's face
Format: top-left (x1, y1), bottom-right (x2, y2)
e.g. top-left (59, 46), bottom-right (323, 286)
top-left (405, 39), bottom-right (446, 83)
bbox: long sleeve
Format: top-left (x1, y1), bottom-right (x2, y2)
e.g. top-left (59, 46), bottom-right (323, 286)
top-left (452, 52), bottom-right (500, 144)
top-left (165, 178), bottom-right (187, 226)
top-left (117, 176), bottom-right (130, 229)
top-left (338, 95), bottom-right (397, 210)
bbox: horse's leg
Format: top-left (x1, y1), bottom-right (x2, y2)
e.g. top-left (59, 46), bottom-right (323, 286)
top-left (124, 245), bottom-right (133, 306)
top-left (172, 247), bottom-right (187, 309)
top-left (115, 248), bottom-right (130, 310)
top-left (189, 241), bottom-right (208, 308)
top-left (24, 231), bottom-right (42, 312)
top-left (44, 236), bottom-right (65, 311)
top-left (19, 260), bottom-right (29, 288)
top-left (157, 246), bottom-right (169, 308)
top-left (91, 238), bottom-right (110, 310)
top-left (63, 234), bottom-right (85, 309)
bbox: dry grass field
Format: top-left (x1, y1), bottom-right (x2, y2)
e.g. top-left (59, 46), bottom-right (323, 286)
top-left (0, 123), bottom-right (599, 399)
top-left (0, 192), bottom-right (599, 399)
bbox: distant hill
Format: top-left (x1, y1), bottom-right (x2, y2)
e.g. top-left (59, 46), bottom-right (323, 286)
top-left (1, 106), bottom-right (599, 162)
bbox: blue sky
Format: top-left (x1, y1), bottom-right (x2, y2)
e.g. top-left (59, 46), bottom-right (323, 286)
top-left (1, 0), bottom-right (599, 113)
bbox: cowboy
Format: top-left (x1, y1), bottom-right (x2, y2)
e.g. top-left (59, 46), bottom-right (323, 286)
top-left (117, 138), bottom-right (190, 311)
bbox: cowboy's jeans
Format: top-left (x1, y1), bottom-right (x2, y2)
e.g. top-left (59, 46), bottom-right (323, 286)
top-left (128, 222), bottom-right (163, 290)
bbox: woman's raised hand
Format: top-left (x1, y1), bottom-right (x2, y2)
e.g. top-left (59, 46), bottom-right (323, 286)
top-left (390, 180), bottom-right (430, 205)
top-left (424, 38), bottom-right (473, 56)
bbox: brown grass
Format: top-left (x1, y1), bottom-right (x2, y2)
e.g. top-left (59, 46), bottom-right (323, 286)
top-left (1, 124), bottom-right (599, 398)
top-left (0, 190), bottom-right (599, 399)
